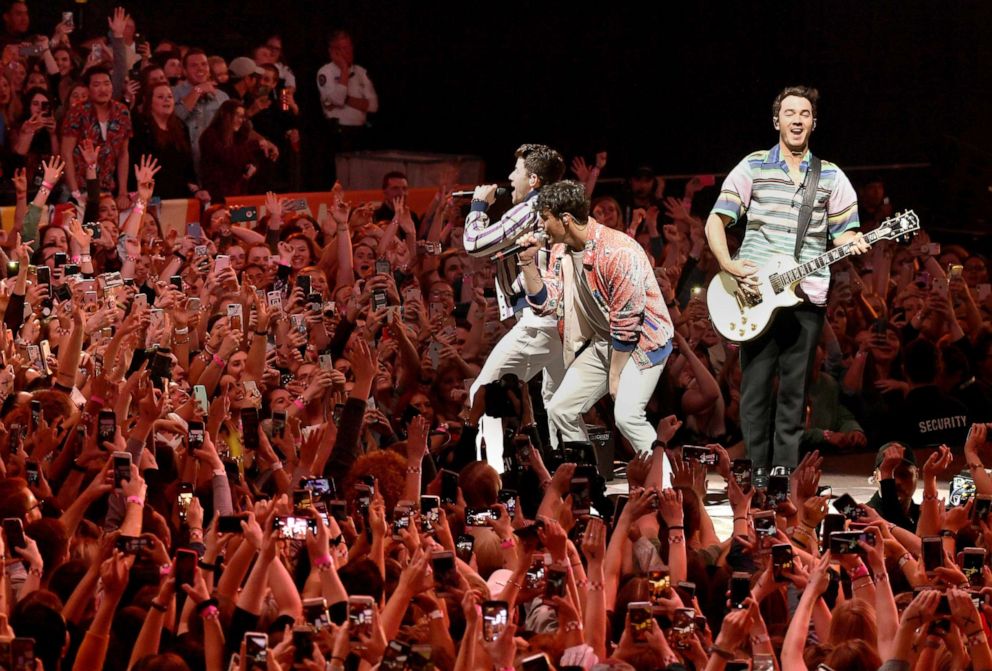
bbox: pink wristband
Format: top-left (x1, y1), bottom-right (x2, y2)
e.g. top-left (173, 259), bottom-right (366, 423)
top-left (849, 564), bottom-right (869, 580)
top-left (200, 605), bottom-right (219, 618)
top-left (126, 495), bottom-right (144, 506)
top-left (313, 554), bottom-right (333, 568)
top-left (293, 398), bottom-right (306, 410)
top-left (212, 354), bottom-right (225, 367)
top-left (41, 180), bottom-right (54, 191)
top-left (89, 395), bottom-right (106, 405)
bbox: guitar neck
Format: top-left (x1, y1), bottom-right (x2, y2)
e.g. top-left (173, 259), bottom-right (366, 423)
top-left (777, 228), bottom-right (888, 286)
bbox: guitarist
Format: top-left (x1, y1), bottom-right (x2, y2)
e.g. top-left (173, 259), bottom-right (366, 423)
top-left (703, 86), bottom-right (869, 471)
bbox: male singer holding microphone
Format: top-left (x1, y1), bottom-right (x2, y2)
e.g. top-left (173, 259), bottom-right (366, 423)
top-left (463, 144), bottom-right (566, 470)
top-left (516, 181), bottom-right (674, 485)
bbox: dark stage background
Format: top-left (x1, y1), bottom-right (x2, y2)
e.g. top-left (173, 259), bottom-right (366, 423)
top-left (39, 1), bottom-right (992, 233)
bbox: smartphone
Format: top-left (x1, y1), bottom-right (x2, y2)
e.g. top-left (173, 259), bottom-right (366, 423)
top-left (833, 493), bottom-right (862, 520)
top-left (301, 476), bottom-right (332, 497)
top-left (10, 638), bottom-right (34, 671)
top-left (933, 276), bottom-right (949, 295)
top-left (241, 407), bottom-right (260, 452)
top-left (525, 554), bottom-right (546, 589)
top-left (498, 488), bottom-right (517, 518)
top-left (382, 640), bottom-right (410, 671)
top-left (481, 600), bottom-right (508, 643)
top-left (54, 283), bottom-right (72, 303)
top-left (949, 264), bottom-right (964, 280)
top-left (455, 534), bottom-right (475, 563)
top-left (732, 459), bottom-right (753, 491)
top-left (440, 469), bottom-right (459, 504)
top-left (230, 206), bottom-right (257, 224)
top-left (243, 632), bottom-right (268, 671)
top-left (922, 536), bottom-right (943, 575)
top-left (177, 482), bottom-right (194, 522)
top-left (347, 595), bottom-right (375, 641)
top-left (184, 421), bottom-right (205, 457)
top-left (682, 445), bottom-right (717, 466)
top-left (420, 495), bottom-right (440, 532)
top-left (730, 572), bottom-right (751, 609)
top-left (465, 506), bottom-right (498, 527)
top-left (766, 474), bottom-right (790, 507)
top-left (830, 531), bottom-right (873, 555)
top-left (375, 258), bottom-right (391, 276)
top-left (391, 509), bottom-right (411, 539)
top-left (113, 451), bottom-right (132, 488)
top-left (35, 265), bottom-right (50, 285)
top-left (2, 518), bottom-right (25, 550)
top-left (24, 460), bottom-right (39, 486)
top-left (115, 535), bottom-right (151, 555)
top-left (821, 513), bottom-right (846, 552)
top-left (214, 255), bottom-right (230, 274)
top-left (647, 569), bottom-right (671, 603)
top-left (676, 580), bottom-right (696, 604)
top-left (327, 500), bottom-right (348, 522)
top-left (29, 400), bottom-right (41, 431)
top-left (190, 385), bottom-right (209, 417)
top-left (973, 494), bottom-right (992, 523)
top-left (611, 494), bottom-right (629, 529)
top-left (295, 275), bottom-right (311, 296)
top-left (962, 547), bottom-right (987, 587)
top-left (175, 548), bottom-right (197, 590)
top-left (303, 597), bottom-right (329, 631)
top-left (217, 514), bottom-right (248, 534)
top-left (771, 543), bottom-right (794, 582)
top-left (752, 510), bottom-right (776, 537)
top-left (628, 601), bottom-right (653, 643)
top-left (273, 515), bottom-right (316, 540)
top-left (671, 607), bottom-right (696, 650)
top-left (569, 476), bottom-right (592, 515)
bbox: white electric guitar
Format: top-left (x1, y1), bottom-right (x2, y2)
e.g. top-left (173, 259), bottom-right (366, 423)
top-left (707, 210), bottom-right (920, 343)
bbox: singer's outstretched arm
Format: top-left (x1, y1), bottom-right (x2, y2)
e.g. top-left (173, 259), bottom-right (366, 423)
top-left (463, 199), bottom-right (539, 257)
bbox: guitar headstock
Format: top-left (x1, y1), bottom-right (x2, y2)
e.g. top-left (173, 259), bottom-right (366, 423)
top-left (876, 210), bottom-right (920, 243)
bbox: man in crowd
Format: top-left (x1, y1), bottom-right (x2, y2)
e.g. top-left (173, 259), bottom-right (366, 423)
top-left (173, 47), bottom-right (230, 174)
top-left (317, 30), bottom-right (378, 182)
top-left (60, 67), bottom-right (132, 208)
top-left (517, 180), bottom-right (674, 482)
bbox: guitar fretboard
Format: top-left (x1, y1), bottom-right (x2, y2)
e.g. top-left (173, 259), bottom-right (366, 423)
top-left (770, 212), bottom-right (918, 292)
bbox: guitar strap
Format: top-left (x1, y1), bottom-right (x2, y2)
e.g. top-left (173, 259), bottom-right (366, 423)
top-left (794, 155), bottom-right (822, 261)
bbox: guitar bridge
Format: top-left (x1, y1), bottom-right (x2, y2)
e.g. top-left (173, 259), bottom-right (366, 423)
top-left (735, 288), bottom-right (762, 308)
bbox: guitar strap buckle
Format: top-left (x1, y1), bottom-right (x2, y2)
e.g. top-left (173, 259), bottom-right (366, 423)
top-left (794, 155), bottom-right (822, 261)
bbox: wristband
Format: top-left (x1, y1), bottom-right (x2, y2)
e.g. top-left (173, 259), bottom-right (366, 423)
top-left (201, 605), bottom-right (220, 620)
top-left (159, 563), bottom-right (171, 576)
top-left (940, 529), bottom-right (956, 538)
top-left (149, 600), bottom-right (167, 612)
top-left (26, 566), bottom-right (42, 576)
top-left (586, 581), bottom-right (604, 591)
top-left (174, 327), bottom-right (189, 335)
top-left (406, 466), bottom-right (421, 474)
top-left (70, 461), bottom-right (87, 473)
top-left (254, 330), bottom-right (267, 336)
top-left (198, 560), bottom-right (216, 571)
top-left (564, 621), bottom-right (582, 632)
top-left (668, 525), bottom-right (685, 532)
top-left (89, 394), bottom-right (106, 405)
top-left (709, 645), bottom-right (735, 660)
top-left (173, 251), bottom-right (186, 261)
top-left (898, 552), bottom-right (914, 568)
top-left (195, 597), bottom-right (219, 613)
top-left (85, 163), bottom-right (97, 172)
top-left (41, 181), bottom-right (54, 191)
top-left (500, 538), bottom-right (515, 549)
top-left (922, 493), bottom-right (940, 501)
top-left (269, 461), bottom-right (283, 471)
top-left (428, 610), bottom-right (444, 620)
top-left (212, 354), bottom-right (226, 367)
top-left (849, 564), bottom-right (869, 580)
top-left (313, 554), bottom-right (333, 568)
top-left (293, 398), bottom-right (306, 410)
top-left (126, 496), bottom-right (144, 507)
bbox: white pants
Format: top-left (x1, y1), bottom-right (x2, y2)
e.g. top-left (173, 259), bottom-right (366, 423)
top-left (470, 309), bottom-right (565, 472)
top-left (545, 340), bottom-right (671, 487)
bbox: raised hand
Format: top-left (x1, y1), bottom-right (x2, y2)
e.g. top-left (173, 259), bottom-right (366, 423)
top-left (41, 155), bottom-right (65, 186)
top-left (107, 6), bottom-right (129, 38)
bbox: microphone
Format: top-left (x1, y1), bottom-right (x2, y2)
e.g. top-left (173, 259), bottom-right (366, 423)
top-left (490, 232), bottom-right (547, 261)
top-left (451, 187), bottom-right (511, 199)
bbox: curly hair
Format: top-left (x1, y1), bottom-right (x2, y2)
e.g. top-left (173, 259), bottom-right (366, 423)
top-left (535, 180), bottom-right (590, 225)
top-left (343, 449), bottom-right (406, 513)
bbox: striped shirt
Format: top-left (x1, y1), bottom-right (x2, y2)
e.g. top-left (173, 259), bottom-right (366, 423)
top-left (464, 191), bottom-right (545, 320)
top-left (710, 144), bottom-right (860, 305)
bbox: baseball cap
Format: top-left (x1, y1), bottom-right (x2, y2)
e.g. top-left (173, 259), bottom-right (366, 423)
top-left (631, 165), bottom-right (655, 179)
top-left (873, 441), bottom-right (917, 469)
top-left (229, 57), bottom-right (263, 79)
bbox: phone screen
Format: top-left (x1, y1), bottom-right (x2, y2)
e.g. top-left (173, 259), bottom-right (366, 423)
top-left (923, 537), bottom-right (943, 573)
top-left (481, 601), bottom-right (508, 642)
top-left (175, 549), bottom-right (197, 588)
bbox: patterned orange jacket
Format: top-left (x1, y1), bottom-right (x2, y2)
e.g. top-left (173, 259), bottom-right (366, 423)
top-left (526, 219), bottom-right (674, 367)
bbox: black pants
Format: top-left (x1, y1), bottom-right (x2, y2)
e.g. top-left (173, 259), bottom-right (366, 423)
top-left (739, 304), bottom-right (824, 469)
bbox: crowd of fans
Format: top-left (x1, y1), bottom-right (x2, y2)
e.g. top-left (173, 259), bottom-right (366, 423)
top-left (0, 2), bottom-right (989, 671)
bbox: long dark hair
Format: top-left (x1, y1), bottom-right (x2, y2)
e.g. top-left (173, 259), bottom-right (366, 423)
top-left (141, 83), bottom-right (190, 152)
top-left (202, 99), bottom-right (249, 148)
